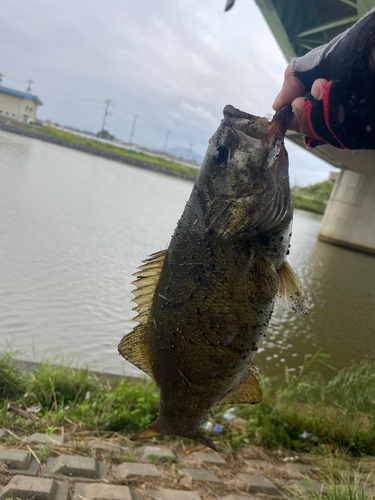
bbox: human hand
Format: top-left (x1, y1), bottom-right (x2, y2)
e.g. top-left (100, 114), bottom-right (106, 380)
top-left (272, 65), bottom-right (329, 139)
top-left (271, 7), bottom-right (375, 150)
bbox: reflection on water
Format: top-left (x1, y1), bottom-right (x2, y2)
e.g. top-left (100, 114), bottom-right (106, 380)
top-left (0, 130), bottom-right (374, 378)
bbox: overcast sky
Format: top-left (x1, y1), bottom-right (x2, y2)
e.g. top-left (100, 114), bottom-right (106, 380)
top-left (0, 0), bottom-right (335, 185)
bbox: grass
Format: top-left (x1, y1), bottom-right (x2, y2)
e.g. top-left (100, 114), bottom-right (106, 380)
top-left (285, 469), bottom-right (373, 500)
top-left (23, 124), bottom-right (199, 178)
top-left (1, 351), bottom-right (375, 458)
top-left (292, 181), bottom-right (335, 214)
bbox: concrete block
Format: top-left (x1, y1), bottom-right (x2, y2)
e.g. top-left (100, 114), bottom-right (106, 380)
top-left (44, 454), bottom-right (106, 481)
top-left (1, 475), bottom-right (69, 500)
top-left (27, 433), bottom-right (66, 445)
top-left (89, 440), bottom-right (126, 455)
top-left (289, 478), bottom-right (322, 494)
top-left (147, 488), bottom-right (202, 500)
top-left (189, 452), bottom-right (226, 466)
top-left (140, 446), bottom-right (176, 463)
top-left (244, 459), bottom-right (273, 470)
top-left (113, 462), bottom-right (161, 479)
top-left (236, 473), bottom-right (280, 496)
top-left (74, 482), bottom-right (143, 500)
top-left (181, 468), bottom-right (220, 483)
top-left (0, 449), bottom-right (39, 476)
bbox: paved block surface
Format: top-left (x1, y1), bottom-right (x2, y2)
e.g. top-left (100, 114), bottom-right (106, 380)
top-left (44, 454), bottom-right (106, 481)
top-left (244, 459), bottom-right (273, 470)
top-left (189, 452), bottom-right (226, 465)
top-left (181, 468), bottom-right (221, 483)
top-left (0, 449), bottom-right (39, 476)
top-left (114, 462), bottom-right (161, 479)
top-left (74, 482), bottom-right (143, 500)
top-left (1, 475), bottom-right (69, 500)
top-left (286, 462), bottom-right (315, 476)
top-left (148, 488), bottom-right (202, 500)
top-left (27, 433), bottom-right (66, 445)
top-left (141, 446), bottom-right (176, 463)
top-left (237, 473), bottom-right (280, 496)
top-left (221, 495), bottom-right (262, 500)
top-left (89, 440), bottom-right (126, 455)
top-left (289, 478), bottom-right (322, 494)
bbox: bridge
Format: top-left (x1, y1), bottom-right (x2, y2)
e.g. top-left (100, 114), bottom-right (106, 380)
top-left (227, 0), bottom-right (375, 254)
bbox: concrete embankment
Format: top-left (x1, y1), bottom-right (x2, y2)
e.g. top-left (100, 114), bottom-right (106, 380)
top-left (0, 122), bottom-right (196, 182)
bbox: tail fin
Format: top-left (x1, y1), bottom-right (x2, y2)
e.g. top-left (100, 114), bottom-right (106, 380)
top-left (131, 419), bottom-right (219, 452)
top-left (192, 431), bottom-right (219, 452)
top-left (130, 419), bottom-right (163, 442)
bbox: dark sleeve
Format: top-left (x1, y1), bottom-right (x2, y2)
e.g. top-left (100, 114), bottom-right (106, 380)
top-left (292, 8), bottom-right (375, 150)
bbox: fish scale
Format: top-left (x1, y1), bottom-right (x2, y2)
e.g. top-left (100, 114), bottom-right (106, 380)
top-left (119, 104), bottom-right (309, 450)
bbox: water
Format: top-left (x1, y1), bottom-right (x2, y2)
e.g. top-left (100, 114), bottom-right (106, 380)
top-left (1, 130), bottom-right (374, 378)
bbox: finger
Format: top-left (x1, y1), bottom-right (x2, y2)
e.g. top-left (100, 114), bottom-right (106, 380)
top-left (291, 97), bottom-right (314, 136)
top-left (311, 78), bottom-right (329, 100)
top-left (273, 65), bottom-right (306, 111)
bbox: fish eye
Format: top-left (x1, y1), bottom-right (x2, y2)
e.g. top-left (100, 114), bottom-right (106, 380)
top-left (213, 146), bottom-right (228, 166)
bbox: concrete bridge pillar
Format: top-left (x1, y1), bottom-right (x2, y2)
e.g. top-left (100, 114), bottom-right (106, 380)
top-left (318, 169), bottom-right (375, 254)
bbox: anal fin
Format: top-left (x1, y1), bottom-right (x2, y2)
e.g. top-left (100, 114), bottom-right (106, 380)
top-left (118, 324), bottom-right (153, 378)
top-left (276, 261), bottom-right (310, 315)
top-left (217, 371), bottom-right (262, 405)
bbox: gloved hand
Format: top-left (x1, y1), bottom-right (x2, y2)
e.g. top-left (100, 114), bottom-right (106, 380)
top-left (273, 7), bottom-right (375, 150)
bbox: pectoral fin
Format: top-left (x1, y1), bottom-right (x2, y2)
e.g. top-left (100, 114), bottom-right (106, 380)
top-left (246, 258), bottom-right (279, 305)
top-left (118, 324), bottom-right (153, 378)
top-left (218, 370), bottom-right (262, 405)
top-left (276, 261), bottom-right (310, 315)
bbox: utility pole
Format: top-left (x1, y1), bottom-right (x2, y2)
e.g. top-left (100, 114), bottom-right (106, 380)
top-left (26, 80), bottom-right (34, 93)
top-left (163, 131), bottom-right (170, 153)
top-left (186, 143), bottom-right (193, 161)
top-left (0, 73), bottom-right (3, 85)
top-left (129, 115), bottom-right (137, 144)
top-left (100, 99), bottom-right (113, 138)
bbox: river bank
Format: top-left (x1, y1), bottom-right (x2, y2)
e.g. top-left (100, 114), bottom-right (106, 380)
top-left (1, 351), bottom-right (375, 498)
top-left (2, 351), bottom-right (375, 457)
top-left (0, 119), bottom-right (198, 182)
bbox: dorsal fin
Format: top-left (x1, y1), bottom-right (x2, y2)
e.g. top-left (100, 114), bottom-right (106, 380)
top-left (217, 368), bottom-right (262, 405)
top-left (276, 261), bottom-right (310, 315)
top-left (132, 250), bottom-right (167, 323)
top-left (118, 250), bottom-right (167, 377)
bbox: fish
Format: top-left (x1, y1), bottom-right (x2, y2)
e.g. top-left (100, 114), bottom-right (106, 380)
top-left (118, 104), bottom-right (309, 451)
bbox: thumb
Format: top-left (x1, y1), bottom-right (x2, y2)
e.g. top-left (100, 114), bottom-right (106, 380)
top-left (273, 64), bottom-right (306, 111)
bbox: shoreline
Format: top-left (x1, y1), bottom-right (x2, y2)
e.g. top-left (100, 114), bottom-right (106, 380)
top-left (0, 123), bottom-right (197, 182)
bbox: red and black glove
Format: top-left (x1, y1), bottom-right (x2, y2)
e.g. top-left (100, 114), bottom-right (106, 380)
top-left (292, 8), bottom-right (375, 150)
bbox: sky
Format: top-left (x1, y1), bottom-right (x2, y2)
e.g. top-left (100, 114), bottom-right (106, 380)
top-left (0, 0), bottom-right (336, 185)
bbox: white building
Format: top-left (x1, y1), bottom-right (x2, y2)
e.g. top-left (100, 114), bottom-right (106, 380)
top-left (0, 86), bottom-right (43, 124)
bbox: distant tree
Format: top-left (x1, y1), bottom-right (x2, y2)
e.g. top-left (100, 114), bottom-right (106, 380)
top-left (97, 129), bottom-right (115, 141)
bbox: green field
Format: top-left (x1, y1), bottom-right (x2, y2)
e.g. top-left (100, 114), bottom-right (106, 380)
top-left (22, 124), bottom-right (199, 179)
top-left (292, 181), bottom-right (335, 214)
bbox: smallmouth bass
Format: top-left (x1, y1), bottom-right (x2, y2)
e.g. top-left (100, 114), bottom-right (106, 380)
top-left (119, 104), bottom-right (309, 451)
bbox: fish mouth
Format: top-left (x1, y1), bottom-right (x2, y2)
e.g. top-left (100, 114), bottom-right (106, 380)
top-left (265, 105), bottom-right (293, 144)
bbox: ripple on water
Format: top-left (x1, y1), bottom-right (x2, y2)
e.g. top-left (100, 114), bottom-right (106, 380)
top-left (0, 132), bottom-right (375, 378)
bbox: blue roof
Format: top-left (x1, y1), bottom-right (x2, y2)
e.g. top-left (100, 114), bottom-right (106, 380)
top-left (0, 85), bottom-right (43, 105)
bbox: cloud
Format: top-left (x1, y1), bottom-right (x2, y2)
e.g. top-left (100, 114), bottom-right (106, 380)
top-left (0, 0), bottom-right (333, 184)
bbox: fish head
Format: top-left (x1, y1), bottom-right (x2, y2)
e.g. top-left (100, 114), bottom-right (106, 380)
top-left (198, 104), bottom-right (293, 241)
